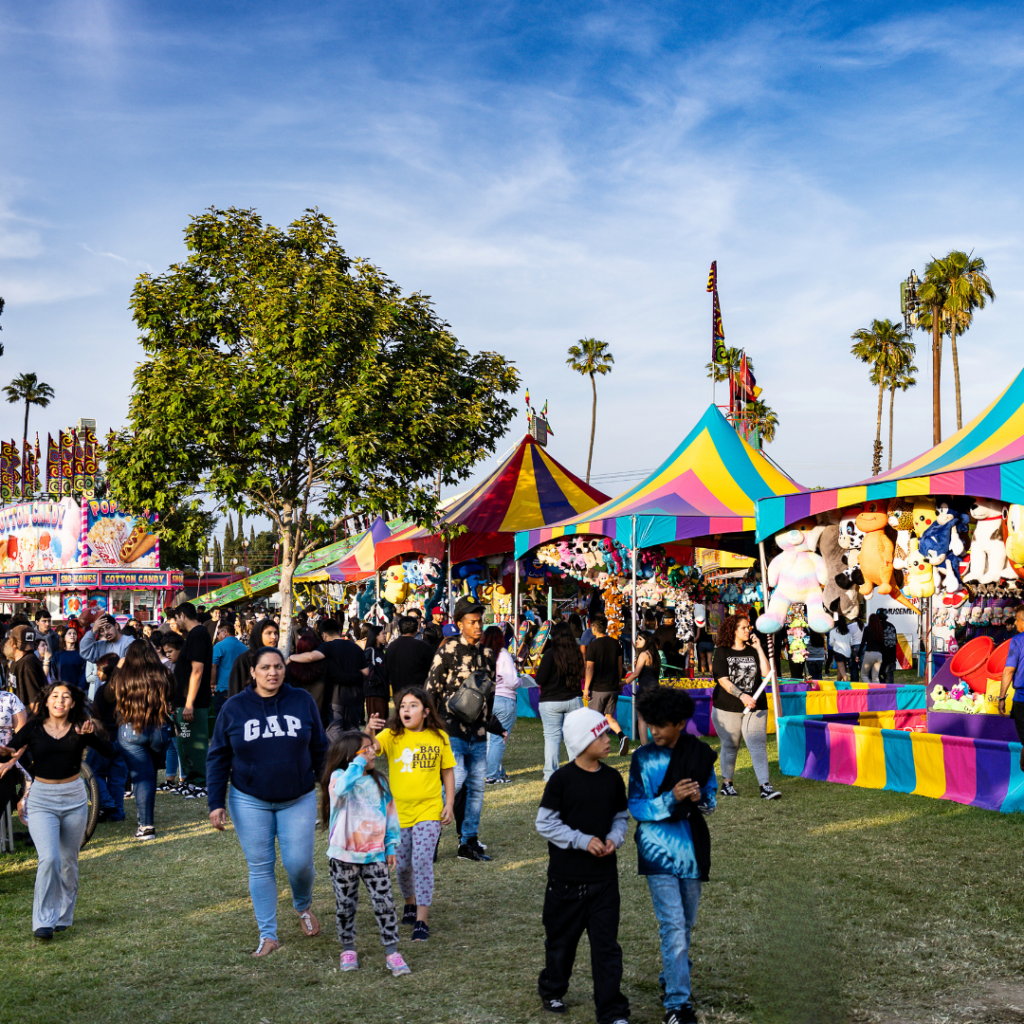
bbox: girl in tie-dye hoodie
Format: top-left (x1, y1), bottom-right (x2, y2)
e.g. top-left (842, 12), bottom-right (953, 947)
top-left (320, 731), bottom-right (410, 976)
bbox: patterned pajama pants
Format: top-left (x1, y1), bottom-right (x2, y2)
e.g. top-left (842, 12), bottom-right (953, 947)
top-left (396, 820), bottom-right (442, 906)
top-left (328, 858), bottom-right (399, 950)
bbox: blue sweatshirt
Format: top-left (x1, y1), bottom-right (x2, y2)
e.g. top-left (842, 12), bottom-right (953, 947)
top-left (206, 682), bottom-right (328, 812)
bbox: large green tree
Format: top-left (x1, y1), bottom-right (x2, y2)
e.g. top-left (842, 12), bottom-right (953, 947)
top-left (917, 251), bottom-right (994, 433)
top-left (566, 337), bottom-right (614, 483)
top-left (107, 207), bottom-right (519, 650)
top-left (851, 318), bottom-right (912, 476)
top-left (3, 371), bottom-right (54, 495)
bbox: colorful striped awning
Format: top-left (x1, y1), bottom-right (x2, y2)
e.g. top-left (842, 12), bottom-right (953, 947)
top-left (294, 517), bottom-right (392, 583)
top-left (756, 366), bottom-right (1024, 541)
top-left (514, 404), bottom-right (804, 558)
top-left (374, 435), bottom-right (608, 567)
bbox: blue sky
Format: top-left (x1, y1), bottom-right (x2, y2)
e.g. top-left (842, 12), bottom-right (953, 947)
top-left (2, 0), bottom-right (1024, 503)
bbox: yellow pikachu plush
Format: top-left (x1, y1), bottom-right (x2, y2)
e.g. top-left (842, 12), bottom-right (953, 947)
top-left (905, 537), bottom-right (936, 599)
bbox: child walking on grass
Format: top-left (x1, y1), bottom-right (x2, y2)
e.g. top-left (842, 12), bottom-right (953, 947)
top-left (321, 730), bottom-right (411, 977)
top-left (535, 706), bottom-right (631, 1024)
top-left (368, 687), bottom-right (455, 943)
top-left (629, 687), bottom-right (718, 1024)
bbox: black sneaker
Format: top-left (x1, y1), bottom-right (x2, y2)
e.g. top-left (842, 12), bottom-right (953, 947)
top-left (665, 1006), bottom-right (698, 1024)
top-left (542, 997), bottom-right (567, 1014)
top-left (760, 783), bottom-right (782, 800)
top-left (457, 841), bottom-right (492, 862)
top-left (618, 735), bottom-right (629, 756)
top-left (134, 825), bottom-right (156, 841)
top-left (484, 777), bottom-right (498, 785)
top-left (33, 927), bottom-right (54, 940)
top-left (54, 925), bottom-right (70, 933)
top-left (412, 920), bottom-right (429, 942)
top-left (182, 786), bottom-right (198, 800)
top-left (720, 781), bottom-right (739, 797)
top-left (401, 904), bottom-right (417, 925)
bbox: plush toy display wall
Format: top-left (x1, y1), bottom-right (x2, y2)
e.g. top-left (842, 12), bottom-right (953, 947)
top-left (756, 524), bottom-right (834, 635)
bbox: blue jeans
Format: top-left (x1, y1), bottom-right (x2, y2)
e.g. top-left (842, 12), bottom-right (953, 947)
top-left (448, 735), bottom-right (488, 843)
top-left (539, 698), bottom-right (583, 780)
top-left (165, 736), bottom-right (180, 780)
top-left (85, 743), bottom-right (128, 822)
top-left (227, 787), bottom-right (317, 942)
top-left (486, 695), bottom-right (518, 779)
top-left (118, 723), bottom-right (170, 828)
top-left (647, 875), bottom-right (702, 1009)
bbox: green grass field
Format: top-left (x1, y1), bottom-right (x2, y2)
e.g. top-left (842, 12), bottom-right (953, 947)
top-left (3, 713), bottom-right (1024, 1024)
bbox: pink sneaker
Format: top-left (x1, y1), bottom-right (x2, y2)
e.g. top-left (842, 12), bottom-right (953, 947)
top-left (385, 952), bottom-right (411, 976)
top-left (339, 950), bottom-right (359, 972)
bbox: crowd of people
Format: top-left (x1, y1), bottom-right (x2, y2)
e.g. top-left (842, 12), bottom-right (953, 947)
top-left (0, 593), bottom-right (842, 1024)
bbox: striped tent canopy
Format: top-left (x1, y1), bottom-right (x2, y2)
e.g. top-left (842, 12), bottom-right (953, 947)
top-left (295, 517), bottom-right (392, 583)
top-left (756, 366), bottom-right (1024, 542)
top-left (514, 404), bottom-right (805, 558)
top-left (374, 435), bottom-right (608, 567)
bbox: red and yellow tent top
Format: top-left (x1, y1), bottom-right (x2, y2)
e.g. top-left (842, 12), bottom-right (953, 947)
top-left (374, 435), bottom-right (608, 566)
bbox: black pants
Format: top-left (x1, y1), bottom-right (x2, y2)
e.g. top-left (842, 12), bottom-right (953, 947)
top-left (327, 703), bottom-right (364, 741)
top-left (538, 876), bottom-right (629, 1024)
top-left (1010, 703), bottom-right (1024, 769)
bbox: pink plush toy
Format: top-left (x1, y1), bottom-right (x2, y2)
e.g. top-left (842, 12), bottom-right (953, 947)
top-left (756, 524), bottom-right (835, 635)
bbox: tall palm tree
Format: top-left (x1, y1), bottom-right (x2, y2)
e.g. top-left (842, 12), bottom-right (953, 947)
top-left (918, 251), bottom-right (994, 433)
top-left (851, 319), bottom-right (911, 477)
top-left (916, 269), bottom-right (948, 445)
top-left (746, 399), bottom-right (778, 446)
top-left (3, 372), bottom-right (54, 495)
top-left (566, 337), bottom-right (614, 483)
top-left (886, 356), bottom-right (918, 471)
top-left (704, 346), bottom-right (752, 383)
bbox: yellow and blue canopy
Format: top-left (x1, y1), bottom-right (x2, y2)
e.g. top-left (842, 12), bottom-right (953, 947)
top-left (514, 404), bottom-right (804, 558)
top-left (756, 366), bottom-right (1024, 541)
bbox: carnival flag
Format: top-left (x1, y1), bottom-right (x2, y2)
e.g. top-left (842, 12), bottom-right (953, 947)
top-left (708, 261), bottom-right (727, 364)
top-left (72, 428), bottom-right (85, 494)
top-left (0, 440), bottom-right (13, 502)
top-left (47, 434), bottom-right (60, 495)
top-left (60, 429), bottom-right (73, 495)
top-left (706, 261), bottom-right (717, 293)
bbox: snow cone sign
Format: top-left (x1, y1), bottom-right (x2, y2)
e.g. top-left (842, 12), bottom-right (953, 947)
top-left (85, 499), bottom-right (159, 569)
top-left (0, 498), bottom-right (84, 571)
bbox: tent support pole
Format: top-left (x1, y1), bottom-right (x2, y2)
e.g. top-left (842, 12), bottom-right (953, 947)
top-left (513, 559), bottom-right (519, 639)
top-left (632, 515), bottom-right (638, 742)
top-left (758, 540), bottom-right (781, 735)
top-left (925, 597), bottom-right (933, 687)
top-left (446, 540), bottom-right (452, 617)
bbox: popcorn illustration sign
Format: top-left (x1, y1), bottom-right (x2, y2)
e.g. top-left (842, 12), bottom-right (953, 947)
top-left (85, 500), bottom-right (159, 569)
top-left (0, 498), bottom-right (83, 572)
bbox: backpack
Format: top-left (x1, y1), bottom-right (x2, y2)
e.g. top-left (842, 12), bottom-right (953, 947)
top-left (447, 671), bottom-right (495, 726)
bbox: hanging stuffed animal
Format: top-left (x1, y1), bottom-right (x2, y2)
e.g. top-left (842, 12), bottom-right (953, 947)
top-left (963, 499), bottom-right (1016, 584)
top-left (887, 498), bottom-right (915, 570)
top-left (904, 537), bottom-right (936, 599)
top-left (383, 565), bottom-right (410, 604)
top-left (818, 522), bottom-right (861, 621)
top-left (911, 497), bottom-right (937, 539)
top-left (856, 500), bottom-right (918, 611)
top-left (1005, 504), bottom-right (1024, 578)
top-left (455, 559), bottom-right (488, 601)
top-left (755, 523), bottom-right (834, 635)
top-left (918, 501), bottom-right (967, 594)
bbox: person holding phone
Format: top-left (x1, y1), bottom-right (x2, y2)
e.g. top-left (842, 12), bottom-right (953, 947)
top-left (710, 614), bottom-right (780, 801)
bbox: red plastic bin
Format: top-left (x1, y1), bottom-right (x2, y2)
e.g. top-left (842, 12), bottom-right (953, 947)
top-left (949, 635), bottom-right (995, 694)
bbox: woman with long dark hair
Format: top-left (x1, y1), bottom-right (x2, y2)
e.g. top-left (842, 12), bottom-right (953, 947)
top-left (357, 623), bottom-right (390, 725)
top-left (227, 618), bottom-right (281, 697)
top-left (114, 640), bottom-right (174, 840)
top-left (207, 647), bottom-right (328, 957)
top-left (623, 630), bottom-right (661, 741)
top-left (710, 614), bottom-right (778, 800)
top-left (49, 627), bottom-right (87, 689)
top-left (861, 614), bottom-right (885, 683)
top-left (534, 621), bottom-right (585, 780)
top-left (482, 625), bottom-right (518, 784)
top-left (3, 682), bottom-right (114, 938)
top-left (287, 632), bottom-right (329, 725)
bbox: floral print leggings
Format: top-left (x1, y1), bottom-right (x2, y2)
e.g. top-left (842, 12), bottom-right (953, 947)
top-left (396, 820), bottom-right (442, 907)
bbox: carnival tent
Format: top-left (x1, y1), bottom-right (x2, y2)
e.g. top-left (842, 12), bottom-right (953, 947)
top-left (755, 365), bottom-right (1024, 542)
top-left (374, 435), bottom-right (609, 567)
top-left (295, 516), bottom-right (391, 583)
top-left (514, 403), bottom-right (805, 558)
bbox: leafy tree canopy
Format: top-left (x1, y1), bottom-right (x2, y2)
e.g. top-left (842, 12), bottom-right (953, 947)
top-left (106, 207), bottom-right (519, 644)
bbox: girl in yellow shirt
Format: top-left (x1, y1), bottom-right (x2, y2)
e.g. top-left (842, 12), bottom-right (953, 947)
top-left (369, 687), bottom-right (455, 942)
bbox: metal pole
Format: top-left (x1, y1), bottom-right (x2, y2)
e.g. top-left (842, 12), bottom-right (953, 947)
top-left (446, 540), bottom-right (452, 617)
top-left (513, 558), bottom-right (519, 639)
top-left (925, 596), bottom-right (933, 687)
top-left (631, 515), bottom-right (638, 741)
top-left (757, 540), bottom-right (782, 734)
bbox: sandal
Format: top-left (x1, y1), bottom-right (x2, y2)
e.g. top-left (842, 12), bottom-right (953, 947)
top-left (297, 909), bottom-right (320, 937)
top-left (252, 937), bottom-right (280, 958)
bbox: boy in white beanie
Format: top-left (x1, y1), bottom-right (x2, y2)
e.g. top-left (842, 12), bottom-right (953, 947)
top-left (534, 707), bottom-right (630, 1024)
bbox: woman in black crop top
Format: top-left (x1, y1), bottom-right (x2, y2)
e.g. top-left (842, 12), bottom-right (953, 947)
top-left (2, 682), bottom-right (113, 939)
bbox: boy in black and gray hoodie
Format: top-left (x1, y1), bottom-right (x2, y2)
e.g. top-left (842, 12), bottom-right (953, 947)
top-left (535, 707), bottom-right (630, 1024)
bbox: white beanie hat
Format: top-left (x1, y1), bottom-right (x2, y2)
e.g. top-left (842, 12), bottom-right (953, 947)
top-left (563, 707), bottom-right (612, 761)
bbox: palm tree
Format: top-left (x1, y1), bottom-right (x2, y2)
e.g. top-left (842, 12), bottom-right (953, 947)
top-left (705, 346), bottom-right (752, 383)
top-left (851, 319), bottom-right (911, 476)
top-left (918, 251), bottom-right (994, 433)
top-left (566, 338), bottom-right (614, 483)
top-left (916, 269), bottom-right (948, 445)
top-left (746, 399), bottom-right (778, 446)
top-left (886, 354), bottom-right (917, 471)
top-left (3, 372), bottom-right (54, 496)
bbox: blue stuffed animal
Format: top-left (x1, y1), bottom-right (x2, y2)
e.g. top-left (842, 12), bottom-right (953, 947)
top-left (919, 501), bottom-right (968, 593)
top-left (455, 559), bottom-right (488, 602)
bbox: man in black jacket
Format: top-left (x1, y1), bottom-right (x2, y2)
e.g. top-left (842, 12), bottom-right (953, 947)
top-left (385, 616), bottom-right (435, 693)
top-left (288, 619), bottom-right (369, 737)
top-left (7, 624), bottom-right (46, 712)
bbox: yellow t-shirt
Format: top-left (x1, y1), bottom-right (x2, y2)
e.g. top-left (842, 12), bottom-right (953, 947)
top-left (376, 727), bottom-right (456, 828)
